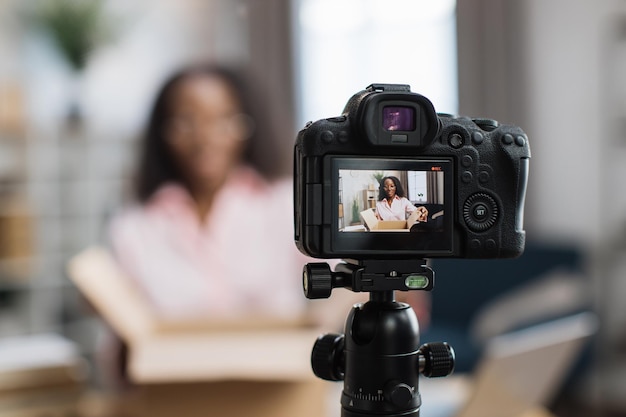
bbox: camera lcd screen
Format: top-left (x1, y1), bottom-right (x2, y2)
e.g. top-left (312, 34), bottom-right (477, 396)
top-left (332, 157), bottom-right (454, 256)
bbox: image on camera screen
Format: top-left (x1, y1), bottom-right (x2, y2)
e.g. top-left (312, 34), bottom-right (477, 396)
top-left (330, 157), bottom-right (453, 255)
top-left (338, 167), bottom-right (445, 233)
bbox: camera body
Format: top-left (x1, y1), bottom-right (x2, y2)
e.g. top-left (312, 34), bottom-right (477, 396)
top-left (294, 84), bottom-right (530, 260)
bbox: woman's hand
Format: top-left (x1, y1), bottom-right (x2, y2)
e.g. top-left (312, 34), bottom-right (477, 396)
top-left (416, 206), bottom-right (428, 222)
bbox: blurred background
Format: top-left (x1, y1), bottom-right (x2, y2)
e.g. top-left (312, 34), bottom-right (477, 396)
top-left (1, 0), bottom-right (626, 416)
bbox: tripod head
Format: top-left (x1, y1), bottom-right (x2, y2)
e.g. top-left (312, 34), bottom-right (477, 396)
top-left (304, 259), bottom-right (455, 417)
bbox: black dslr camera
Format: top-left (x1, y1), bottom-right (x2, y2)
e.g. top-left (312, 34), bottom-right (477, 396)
top-left (294, 84), bottom-right (530, 260)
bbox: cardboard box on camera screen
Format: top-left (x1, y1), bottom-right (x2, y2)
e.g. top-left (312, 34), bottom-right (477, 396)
top-left (360, 208), bottom-right (423, 231)
top-left (68, 247), bottom-right (328, 417)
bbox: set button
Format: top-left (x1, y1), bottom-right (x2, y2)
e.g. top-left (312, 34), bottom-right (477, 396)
top-left (472, 203), bottom-right (489, 220)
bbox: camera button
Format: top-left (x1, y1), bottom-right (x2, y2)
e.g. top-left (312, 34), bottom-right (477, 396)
top-left (515, 135), bottom-right (526, 146)
top-left (461, 155), bottom-right (473, 167)
top-left (471, 131), bottom-right (484, 145)
top-left (461, 171), bottom-right (473, 183)
top-left (478, 171), bottom-right (490, 184)
top-left (338, 131), bottom-right (349, 143)
top-left (473, 204), bottom-right (489, 220)
top-left (502, 133), bottom-right (514, 145)
top-left (320, 130), bottom-right (334, 143)
top-left (448, 133), bottom-right (464, 148)
top-left (470, 239), bottom-right (482, 249)
top-left (486, 239), bottom-right (497, 251)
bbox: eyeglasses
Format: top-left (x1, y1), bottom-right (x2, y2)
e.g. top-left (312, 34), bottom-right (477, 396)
top-left (163, 113), bottom-right (255, 143)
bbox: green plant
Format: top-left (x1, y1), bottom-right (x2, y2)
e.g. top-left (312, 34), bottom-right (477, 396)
top-left (351, 196), bottom-right (361, 223)
top-left (34, 0), bottom-right (108, 70)
top-left (372, 171), bottom-right (385, 185)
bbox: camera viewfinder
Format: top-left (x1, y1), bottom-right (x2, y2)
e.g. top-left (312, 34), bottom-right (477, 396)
top-left (383, 106), bottom-right (415, 131)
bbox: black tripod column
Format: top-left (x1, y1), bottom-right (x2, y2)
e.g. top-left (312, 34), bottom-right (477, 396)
top-left (341, 291), bottom-right (422, 417)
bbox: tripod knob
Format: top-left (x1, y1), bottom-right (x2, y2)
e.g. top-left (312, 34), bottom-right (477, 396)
top-left (303, 263), bottom-right (333, 299)
top-left (385, 381), bottom-right (415, 407)
top-left (311, 333), bottom-right (345, 381)
top-left (418, 342), bottom-right (455, 378)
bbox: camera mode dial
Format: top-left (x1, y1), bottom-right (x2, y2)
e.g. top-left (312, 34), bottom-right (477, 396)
top-left (463, 193), bottom-right (498, 232)
top-left (473, 118), bottom-right (499, 132)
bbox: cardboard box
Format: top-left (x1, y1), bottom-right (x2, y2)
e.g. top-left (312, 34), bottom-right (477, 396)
top-left (359, 208), bottom-right (423, 232)
top-left (67, 247), bottom-right (329, 417)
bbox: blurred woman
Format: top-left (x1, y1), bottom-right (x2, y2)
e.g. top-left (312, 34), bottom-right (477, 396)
top-left (108, 65), bottom-right (309, 321)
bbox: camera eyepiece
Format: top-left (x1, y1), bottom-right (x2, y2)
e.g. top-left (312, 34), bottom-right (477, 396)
top-left (356, 84), bottom-right (439, 148)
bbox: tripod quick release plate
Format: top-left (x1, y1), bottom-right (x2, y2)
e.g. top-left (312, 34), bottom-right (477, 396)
top-left (303, 259), bottom-right (434, 299)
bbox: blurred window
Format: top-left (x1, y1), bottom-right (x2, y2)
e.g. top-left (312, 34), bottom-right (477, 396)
top-left (294, 0), bottom-right (458, 126)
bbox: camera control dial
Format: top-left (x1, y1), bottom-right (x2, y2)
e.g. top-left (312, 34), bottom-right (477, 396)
top-left (463, 193), bottom-right (499, 232)
top-left (473, 118), bottom-right (499, 131)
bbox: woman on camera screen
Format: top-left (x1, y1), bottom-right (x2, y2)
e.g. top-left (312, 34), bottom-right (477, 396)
top-left (376, 176), bottom-right (428, 222)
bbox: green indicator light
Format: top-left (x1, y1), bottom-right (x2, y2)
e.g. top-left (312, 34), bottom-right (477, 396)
top-left (405, 274), bottom-right (429, 289)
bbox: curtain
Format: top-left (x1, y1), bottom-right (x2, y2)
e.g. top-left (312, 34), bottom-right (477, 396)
top-left (426, 172), bottom-right (444, 204)
top-left (213, 0), bottom-right (296, 178)
top-left (245, 0), bottom-right (295, 177)
top-left (400, 171), bottom-right (409, 196)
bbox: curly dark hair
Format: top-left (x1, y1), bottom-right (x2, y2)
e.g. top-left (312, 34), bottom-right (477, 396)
top-left (378, 176), bottom-right (406, 201)
top-left (134, 64), bottom-right (282, 202)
